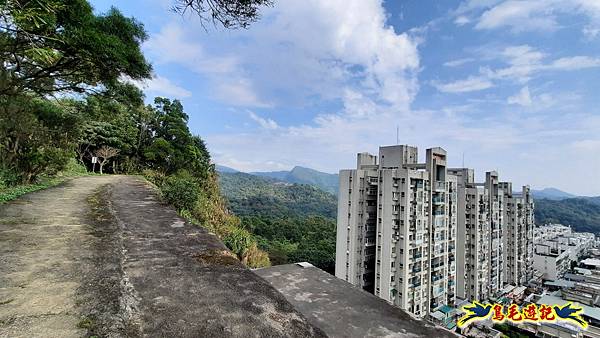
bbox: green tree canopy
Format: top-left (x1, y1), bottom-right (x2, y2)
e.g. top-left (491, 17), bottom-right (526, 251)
top-left (0, 0), bottom-right (152, 97)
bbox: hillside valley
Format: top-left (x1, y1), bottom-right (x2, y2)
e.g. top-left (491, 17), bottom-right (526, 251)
top-left (218, 165), bottom-right (600, 240)
top-left (218, 171), bottom-right (337, 272)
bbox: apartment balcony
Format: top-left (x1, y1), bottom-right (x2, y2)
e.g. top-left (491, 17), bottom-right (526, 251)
top-left (432, 262), bottom-right (445, 271)
top-left (433, 181), bottom-right (445, 192)
top-left (432, 196), bottom-right (445, 205)
top-left (432, 273), bottom-right (445, 282)
top-left (433, 209), bottom-right (445, 217)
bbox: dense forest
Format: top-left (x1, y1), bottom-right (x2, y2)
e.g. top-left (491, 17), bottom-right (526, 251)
top-left (0, 0), bottom-right (269, 267)
top-left (219, 172), bottom-right (337, 273)
top-left (535, 197), bottom-right (600, 234)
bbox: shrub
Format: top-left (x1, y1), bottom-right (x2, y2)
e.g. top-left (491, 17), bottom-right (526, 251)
top-left (243, 243), bottom-right (271, 268)
top-left (0, 169), bottom-right (19, 190)
top-left (223, 227), bottom-right (255, 258)
top-left (142, 169), bottom-right (166, 187)
top-left (60, 158), bottom-right (88, 176)
top-left (160, 171), bottom-right (199, 211)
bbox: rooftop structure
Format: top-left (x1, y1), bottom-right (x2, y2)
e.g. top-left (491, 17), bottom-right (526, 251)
top-left (255, 263), bottom-right (457, 337)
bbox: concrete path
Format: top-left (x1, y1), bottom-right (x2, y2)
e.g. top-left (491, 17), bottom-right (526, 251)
top-left (0, 176), bottom-right (325, 338)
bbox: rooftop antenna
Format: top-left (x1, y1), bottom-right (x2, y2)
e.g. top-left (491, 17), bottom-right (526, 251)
top-left (396, 125), bottom-right (399, 145)
top-left (462, 152), bottom-right (465, 168)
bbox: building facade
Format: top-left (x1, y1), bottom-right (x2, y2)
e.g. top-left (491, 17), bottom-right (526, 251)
top-left (336, 144), bottom-right (535, 315)
top-left (449, 168), bottom-right (491, 302)
top-left (336, 145), bottom-right (456, 317)
top-left (335, 153), bottom-right (379, 293)
top-left (502, 184), bottom-right (535, 286)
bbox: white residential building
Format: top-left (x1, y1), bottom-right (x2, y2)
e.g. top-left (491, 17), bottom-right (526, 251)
top-left (336, 145), bottom-right (456, 317)
top-left (501, 183), bottom-right (535, 286)
top-left (532, 224), bottom-right (595, 281)
top-left (336, 144), bottom-right (535, 314)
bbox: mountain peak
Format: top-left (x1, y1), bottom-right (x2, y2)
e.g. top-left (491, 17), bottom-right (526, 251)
top-left (249, 166), bottom-right (339, 195)
top-left (532, 187), bottom-right (576, 200)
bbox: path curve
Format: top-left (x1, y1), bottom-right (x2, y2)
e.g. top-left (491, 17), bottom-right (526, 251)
top-left (0, 176), bottom-right (325, 338)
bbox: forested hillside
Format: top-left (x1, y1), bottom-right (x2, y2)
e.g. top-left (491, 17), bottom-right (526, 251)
top-left (535, 198), bottom-right (600, 234)
top-left (250, 166), bottom-right (339, 195)
top-left (0, 0), bottom-right (269, 267)
top-left (220, 172), bottom-right (336, 218)
top-left (219, 172), bottom-right (337, 273)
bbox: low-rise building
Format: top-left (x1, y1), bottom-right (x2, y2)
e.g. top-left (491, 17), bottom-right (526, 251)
top-left (533, 224), bottom-right (595, 281)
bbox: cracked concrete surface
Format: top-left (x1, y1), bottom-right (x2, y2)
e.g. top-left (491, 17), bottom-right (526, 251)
top-left (0, 176), bottom-right (325, 338)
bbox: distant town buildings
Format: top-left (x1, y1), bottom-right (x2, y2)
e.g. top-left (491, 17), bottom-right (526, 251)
top-left (533, 224), bottom-right (595, 280)
top-left (335, 144), bottom-right (535, 317)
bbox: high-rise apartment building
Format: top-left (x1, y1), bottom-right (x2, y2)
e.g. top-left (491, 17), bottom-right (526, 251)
top-left (501, 183), bottom-right (535, 286)
top-left (336, 144), bottom-right (534, 315)
top-left (449, 168), bottom-right (490, 301)
top-left (449, 169), bottom-right (507, 301)
top-left (336, 145), bottom-right (456, 317)
top-left (485, 172), bottom-right (505, 297)
top-left (335, 152), bottom-right (379, 293)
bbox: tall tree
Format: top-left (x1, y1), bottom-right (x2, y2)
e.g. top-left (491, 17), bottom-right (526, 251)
top-left (0, 0), bottom-right (152, 97)
top-left (145, 97), bottom-right (211, 176)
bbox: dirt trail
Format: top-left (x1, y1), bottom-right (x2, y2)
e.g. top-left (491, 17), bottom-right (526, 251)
top-left (0, 176), bottom-right (118, 337)
top-left (0, 176), bottom-right (324, 338)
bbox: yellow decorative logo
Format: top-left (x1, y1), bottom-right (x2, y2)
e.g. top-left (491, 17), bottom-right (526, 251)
top-left (457, 302), bottom-right (588, 329)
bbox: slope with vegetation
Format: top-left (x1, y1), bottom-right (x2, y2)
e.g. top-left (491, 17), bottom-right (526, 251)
top-left (251, 166), bottom-right (340, 195)
top-left (0, 0), bottom-right (269, 267)
top-left (219, 172), bottom-right (337, 273)
top-left (535, 197), bottom-right (600, 234)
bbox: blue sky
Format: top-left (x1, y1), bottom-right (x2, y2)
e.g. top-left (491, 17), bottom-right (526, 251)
top-left (90, 0), bottom-right (600, 195)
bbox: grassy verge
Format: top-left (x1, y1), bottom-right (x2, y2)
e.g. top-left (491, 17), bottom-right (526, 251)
top-left (142, 170), bottom-right (271, 268)
top-left (0, 160), bottom-right (92, 204)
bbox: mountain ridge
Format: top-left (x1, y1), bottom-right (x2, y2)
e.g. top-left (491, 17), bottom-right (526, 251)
top-left (217, 164), bottom-right (590, 201)
top-left (531, 187), bottom-right (577, 200)
top-left (216, 165), bottom-right (340, 195)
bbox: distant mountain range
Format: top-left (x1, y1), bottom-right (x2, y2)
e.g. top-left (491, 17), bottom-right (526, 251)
top-left (216, 164), bottom-right (600, 234)
top-left (217, 171), bottom-right (336, 218)
top-left (531, 188), bottom-right (577, 200)
top-left (250, 166), bottom-right (339, 195)
top-left (216, 165), bottom-right (339, 195)
top-left (217, 164), bottom-right (586, 200)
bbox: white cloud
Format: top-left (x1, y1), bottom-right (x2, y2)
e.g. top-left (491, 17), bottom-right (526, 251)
top-left (462, 0), bottom-right (600, 37)
top-left (435, 45), bottom-right (600, 93)
top-left (146, 0), bottom-right (421, 111)
top-left (454, 15), bottom-right (471, 26)
top-left (444, 57), bottom-right (476, 67)
top-left (144, 23), bottom-right (270, 107)
top-left (507, 86), bottom-right (532, 106)
top-left (215, 80), bottom-right (273, 108)
top-left (128, 75), bottom-right (192, 98)
top-left (583, 26), bottom-right (600, 39)
top-left (248, 111), bottom-right (279, 130)
top-left (144, 24), bottom-right (238, 75)
top-left (550, 56), bottom-right (600, 70)
top-left (138, 0), bottom-right (600, 194)
top-left (476, 1), bottom-right (558, 32)
top-left (432, 76), bottom-right (493, 93)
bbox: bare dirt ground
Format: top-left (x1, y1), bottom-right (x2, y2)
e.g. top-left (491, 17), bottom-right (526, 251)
top-left (0, 176), bottom-right (324, 338)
